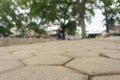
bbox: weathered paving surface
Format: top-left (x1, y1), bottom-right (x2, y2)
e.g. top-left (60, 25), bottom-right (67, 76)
top-left (0, 39), bottom-right (120, 80)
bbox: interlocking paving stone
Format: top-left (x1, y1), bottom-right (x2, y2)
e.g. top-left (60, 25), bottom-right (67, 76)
top-left (100, 52), bottom-right (120, 59)
top-left (0, 47), bottom-right (20, 52)
top-left (22, 55), bottom-right (71, 66)
top-left (0, 39), bottom-right (120, 80)
top-left (61, 51), bottom-right (99, 58)
top-left (0, 53), bottom-right (33, 60)
top-left (0, 51), bottom-right (10, 56)
top-left (0, 66), bottom-right (88, 80)
top-left (92, 75), bottom-right (120, 80)
top-left (66, 57), bottom-right (120, 76)
top-left (0, 60), bottom-right (23, 74)
top-left (92, 49), bottom-right (120, 54)
top-left (33, 51), bottom-right (63, 55)
top-left (12, 50), bottom-right (38, 54)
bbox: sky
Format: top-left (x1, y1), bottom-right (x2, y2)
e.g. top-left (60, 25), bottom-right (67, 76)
top-left (86, 9), bottom-right (106, 33)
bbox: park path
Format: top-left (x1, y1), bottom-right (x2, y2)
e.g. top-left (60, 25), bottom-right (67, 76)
top-left (0, 39), bottom-right (120, 80)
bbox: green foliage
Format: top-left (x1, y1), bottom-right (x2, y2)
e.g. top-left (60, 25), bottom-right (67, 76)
top-left (19, 0), bottom-right (96, 39)
top-left (0, 0), bottom-right (14, 37)
top-left (0, 26), bottom-right (12, 37)
top-left (98, 0), bottom-right (120, 28)
top-left (27, 22), bottom-right (47, 35)
top-left (66, 21), bottom-right (76, 35)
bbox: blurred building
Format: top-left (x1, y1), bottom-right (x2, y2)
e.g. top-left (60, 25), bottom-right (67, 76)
top-left (109, 25), bottom-right (120, 36)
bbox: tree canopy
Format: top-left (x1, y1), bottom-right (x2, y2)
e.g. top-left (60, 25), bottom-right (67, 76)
top-left (0, 0), bottom-right (119, 38)
top-left (19, 0), bottom-right (96, 39)
top-left (98, 0), bottom-right (120, 31)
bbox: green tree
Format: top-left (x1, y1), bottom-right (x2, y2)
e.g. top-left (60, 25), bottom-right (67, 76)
top-left (29, 0), bottom-right (76, 39)
top-left (75, 0), bottom-right (95, 38)
top-left (27, 21), bottom-right (47, 36)
top-left (102, 0), bottom-right (113, 32)
top-left (66, 21), bottom-right (76, 35)
top-left (20, 0), bottom-right (95, 39)
top-left (0, 0), bottom-right (14, 37)
top-left (98, 0), bottom-right (120, 31)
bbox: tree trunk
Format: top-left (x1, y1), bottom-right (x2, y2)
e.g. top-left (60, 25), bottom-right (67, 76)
top-left (77, 0), bottom-right (87, 38)
top-left (62, 27), bottom-right (65, 39)
top-left (104, 0), bottom-right (109, 32)
top-left (80, 18), bottom-right (86, 38)
top-left (61, 24), bottom-right (66, 40)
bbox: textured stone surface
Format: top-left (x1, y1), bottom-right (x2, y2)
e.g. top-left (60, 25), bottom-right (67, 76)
top-left (61, 51), bottom-right (99, 58)
top-left (0, 39), bottom-right (120, 79)
top-left (93, 49), bottom-right (120, 54)
top-left (100, 52), bottom-right (120, 59)
top-left (22, 55), bottom-right (71, 66)
top-left (0, 53), bottom-right (33, 60)
top-left (92, 75), bottom-right (120, 80)
top-left (12, 50), bottom-right (38, 54)
top-left (66, 58), bottom-right (120, 75)
top-left (0, 66), bottom-right (88, 80)
top-left (0, 51), bottom-right (10, 56)
top-left (33, 51), bottom-right (63, 55)
top-left (0, 61), bottom-right (23, 73)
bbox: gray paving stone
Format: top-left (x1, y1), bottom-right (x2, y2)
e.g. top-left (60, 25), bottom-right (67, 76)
top-left (0, 60), bottom-right (23, 74)
top-left (0, 47), bottom-right (20, 52)
top-left (0, 51), bottom-right (10, 56)
top-left (0, 53), bottom-right (33, 60)
top-left (92, 75), bottom-right (120, 80)
top-left (0, 66), bottom-right (88, 80)
top-left (61, 51), bottom-right (99, 58)
top-left (33, 51), bottom-right (64, 55)
top-left (66, 58), bottom-right (120, 76)
top-left (100, 52), bottom-right (120, 59)
top-left (92, 49), bottom-right (120, 54)
top-left (12, 50), bottom-right (38, 54)
top-left (22, 55), bottom-right (71, 66)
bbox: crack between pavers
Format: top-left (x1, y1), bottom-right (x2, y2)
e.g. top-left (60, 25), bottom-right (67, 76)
top-left (90, 74), bottom-right (120, 80)
top-left (65, 66), bottom-right (120, 78)
top-left (62, 58), bottom-right (75, 66)
top-left (30, 53), bottom-right (38, 56)
top-left (99, 53), bottom-right (120, 60)
top-left (64, 66), bottom-right (89, 76)
top-left (19, 60), bottom-right (27, 66)
top-left (99, 53), bottom-right (110, 58)
top-left (19, 62), bottom-right (74, 66)
top-left (87, 75), bottom-right (92, 80)
top-left (92, 72), bottom-right (120, 77)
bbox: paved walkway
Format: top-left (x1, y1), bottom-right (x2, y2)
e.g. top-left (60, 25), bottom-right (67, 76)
top-left (0, 39), bottom-right (120, 80)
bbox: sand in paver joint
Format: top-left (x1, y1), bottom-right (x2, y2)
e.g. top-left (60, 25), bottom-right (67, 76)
top-left (0, 39), bottom-right (120, 80)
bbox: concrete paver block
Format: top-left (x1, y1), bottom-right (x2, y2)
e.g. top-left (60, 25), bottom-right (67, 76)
top-left (92, 75), bottom-right (120, 80)
top-left (0, 66), bottom-right (88, 80)
top-left (100, 52), bottom-right (120, 60)
top-left (0, 60), bottom-right (23, 74)
top-left (22, 55), bottom-right (71, 66)
top-left (0, 51), bottom-right (10, 56)
top-left (12, 50), bottom-right (38, 54)
top-left (92, 49), bottom-right (119, 54)
top-left (0, 53), bottom-right (33, 60)
top-left (61, 51), bottom-right (99, 58)
top-left (66, 58), bottom-right (120, 76)
top-left (33, 51), bottom-right (63, 55)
